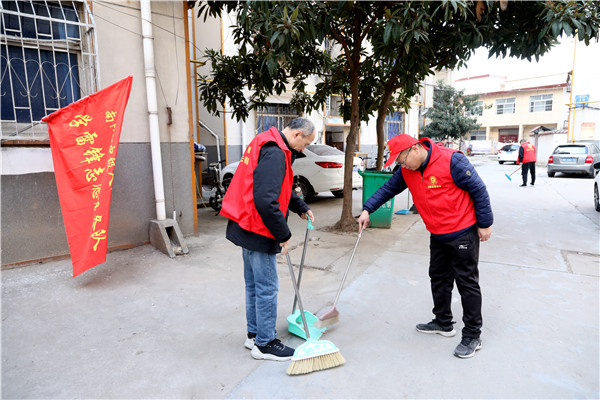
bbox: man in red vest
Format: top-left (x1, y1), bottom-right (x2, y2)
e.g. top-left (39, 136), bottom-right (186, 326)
top-left (220, 117), bottom-right (315, 361)
top-left (518, 138), bottom-right (537, 186)
top-left (358, 134), bottom-right (493, 359)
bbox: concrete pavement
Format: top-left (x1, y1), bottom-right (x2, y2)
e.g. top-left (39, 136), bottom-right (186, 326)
top-left (2, 156), bottom-right (599, 399)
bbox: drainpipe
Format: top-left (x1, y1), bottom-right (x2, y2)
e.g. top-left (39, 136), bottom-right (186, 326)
top-left (140, 0), bottom-right (166, 221)
top-left (141, 1), bottom-right (188, 257)
top-left (241, 119), bottom-right (247, 154)
top-left (198, 119), bottom-right (221, 172)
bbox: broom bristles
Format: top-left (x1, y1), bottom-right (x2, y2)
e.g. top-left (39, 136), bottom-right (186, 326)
top-left (286, 350), bottom-right (345, 375)
top-left (313, 314), bottom-right (339, 329)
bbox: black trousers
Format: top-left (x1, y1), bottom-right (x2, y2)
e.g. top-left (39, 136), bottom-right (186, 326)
top-left (429, 228), bottom-right (482, 338)
top-left (521, 162), bottom-right (536, 185)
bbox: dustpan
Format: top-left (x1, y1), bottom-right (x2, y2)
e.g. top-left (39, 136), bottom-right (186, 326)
top-left (287, 310), bottom-right (326, 340)
top-left (287, 219), bottom-right (326, 340)
top-left (395, 191), bottom-right (411, 214)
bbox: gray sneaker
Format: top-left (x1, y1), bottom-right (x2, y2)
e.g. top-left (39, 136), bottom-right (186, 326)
top-left (454, 337), bottom-right (482, 358)
top-left (416, 319), bottom-right (456, 337)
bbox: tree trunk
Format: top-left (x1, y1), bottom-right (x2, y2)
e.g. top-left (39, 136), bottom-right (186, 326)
top-left (376, 85), bottom-right (398, 170)
top-left (334, 66), bottom-right (360, 232)
top-left (375, 106), bottom-right (387, 171)
top-left (333, 25), bottom-right (362, 233)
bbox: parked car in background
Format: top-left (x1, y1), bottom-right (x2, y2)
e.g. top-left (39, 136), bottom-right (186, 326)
top-left (221, 144), bottom-right (364, 203)
top-left (497, 143), bottom-right (520, 164)
top-left (547, 143), bottom-right (600, 178)
top-left (594, 161), bottom-right (600, 212)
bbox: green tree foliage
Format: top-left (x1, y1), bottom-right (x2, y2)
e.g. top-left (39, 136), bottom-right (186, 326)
top-left (193, 0), bottom-right (600, 231)
top-left (423, 82), bottom-right (483, 141)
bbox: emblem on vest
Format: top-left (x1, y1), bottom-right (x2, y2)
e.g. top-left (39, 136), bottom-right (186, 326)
top-left (427, 175), bottom-right (442, 189)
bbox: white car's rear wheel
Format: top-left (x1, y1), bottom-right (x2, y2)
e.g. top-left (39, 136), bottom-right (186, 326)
top-left (296, 177), bottom-right (315, 203)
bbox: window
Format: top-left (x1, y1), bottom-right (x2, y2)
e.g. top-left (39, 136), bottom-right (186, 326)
top-left (469, 130), bottom-right (486, 140)
top-left (1, 0), bottom-right (98, 142)
top-left (529, 94), bottom-right (553, 112)
top-left (469, 100), bottom-right (483, 116)
top-left (385, 111), bottom-right (404, 141)
top-left (496, 97), bottom-right (516, 115)
top-left (255, 103), bottom-right (300, 134)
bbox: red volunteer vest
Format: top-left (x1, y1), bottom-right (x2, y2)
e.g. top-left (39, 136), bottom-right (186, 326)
top-left (521, 142), bottom-right (537, 163)
top-left (220, 127), bottom-right (293, 239)
top-left (401, 139), bottom-right (477, 235)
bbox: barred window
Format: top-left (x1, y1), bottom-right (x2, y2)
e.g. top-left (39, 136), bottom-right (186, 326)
top-left (529, 94), bottom-right (553, 112)
top-left (469, 130), bottom-right (486, 140)
top-left (255, 103), bottom-right (300, 134)
top-left (385, 111), bottom-right (404, 141)
top-left (496, 97), bottom-right (515, 115)
top-left (1, 0), bottom-right (99, 143)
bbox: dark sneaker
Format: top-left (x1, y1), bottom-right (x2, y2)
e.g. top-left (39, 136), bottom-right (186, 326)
top-left (520, 184), bottom-right (527, 187)
top-left (416, 319), bottom-right (456, 337)
top-left (244, 332), bottom-right (256, 350)
top-left (454, 337), bottom-right (482, 358)
top-left (251, 339), bottom-right (295, 361)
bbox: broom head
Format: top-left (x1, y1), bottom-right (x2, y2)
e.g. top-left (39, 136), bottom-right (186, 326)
top-left (504, 173), bottom-right (512, 181)
top-left (286, 338), bottom-right (345, 375)
top-left (313, 306), bottom-right (339, 329)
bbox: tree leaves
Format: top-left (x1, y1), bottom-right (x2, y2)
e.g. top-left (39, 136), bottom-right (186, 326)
top-left (423, 82), bottom-right (482, 140)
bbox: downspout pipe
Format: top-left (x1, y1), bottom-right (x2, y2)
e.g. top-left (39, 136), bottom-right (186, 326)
top-left (140, 0), bottom-right (166, 221)
top-left (198, 119), bottom-right (222, 174)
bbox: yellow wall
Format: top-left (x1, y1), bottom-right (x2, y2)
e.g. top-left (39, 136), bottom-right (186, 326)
top-left (475, 87), bottom-right (565, 142)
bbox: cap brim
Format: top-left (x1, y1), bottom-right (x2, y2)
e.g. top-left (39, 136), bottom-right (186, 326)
top-left (384, 151), bottom-right (400, 168)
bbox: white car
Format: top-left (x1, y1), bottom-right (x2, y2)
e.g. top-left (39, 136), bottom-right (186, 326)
top-left (497, 143), bottom-right (520, 164)
top-left (221, 144), bottom-right (364, 202)
top-left (594, 161), bottom-right (600, 212)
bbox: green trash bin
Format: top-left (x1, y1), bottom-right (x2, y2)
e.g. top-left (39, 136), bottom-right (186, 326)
top-left (359, 170), bottom-right (395, 228)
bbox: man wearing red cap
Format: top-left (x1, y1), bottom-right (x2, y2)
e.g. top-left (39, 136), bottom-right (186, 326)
top-left (358, 134), bottom-right (493, 358)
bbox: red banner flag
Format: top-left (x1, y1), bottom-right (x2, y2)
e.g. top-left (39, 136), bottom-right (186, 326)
top-left (42, 76), bottom-right (133, 277)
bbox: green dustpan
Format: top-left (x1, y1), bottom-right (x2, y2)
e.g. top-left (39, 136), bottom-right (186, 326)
top-left (287, 219), bottom-right (325, 340)
top-left (287, 310), bottom-right (326, 340)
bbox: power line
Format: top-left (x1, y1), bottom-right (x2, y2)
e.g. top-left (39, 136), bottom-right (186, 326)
top-left (92, 1), bottom-right (208, 56)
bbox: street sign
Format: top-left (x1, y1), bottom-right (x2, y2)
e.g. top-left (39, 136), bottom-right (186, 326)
top-left (575, 94), bottom-right (589, 108)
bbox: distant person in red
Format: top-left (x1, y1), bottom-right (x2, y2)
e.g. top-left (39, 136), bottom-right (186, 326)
top-left (518, 139), bottom-right (537, 186)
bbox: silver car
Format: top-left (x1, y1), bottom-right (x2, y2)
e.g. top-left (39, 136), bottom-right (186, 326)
top-left (547, 143), bottom-right (600, 178)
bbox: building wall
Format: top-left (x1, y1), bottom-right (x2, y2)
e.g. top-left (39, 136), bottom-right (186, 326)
top-left (1, 2), bottom-right (195, 266)
top-left (477, 87), bottom-right (565, 135)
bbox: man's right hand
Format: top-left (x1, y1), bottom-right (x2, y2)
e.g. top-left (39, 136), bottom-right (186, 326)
top-left (357, 210), bottom-right (370, 232)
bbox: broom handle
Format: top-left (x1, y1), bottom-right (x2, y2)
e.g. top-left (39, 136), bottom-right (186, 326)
top-left (292, 221), bottom-right (312, 314)
top-left (331, 229), bottom-right (363, 308)
top-left (510, 165), bottom-right (523, 176)
top-left (286, 252), bottom-right (311, 340)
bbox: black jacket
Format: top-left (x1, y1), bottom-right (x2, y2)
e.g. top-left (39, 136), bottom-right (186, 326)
top-left (226, 131), bottom-right (309, 253)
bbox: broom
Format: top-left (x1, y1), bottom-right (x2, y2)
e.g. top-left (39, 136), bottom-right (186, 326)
top-left (285, 253), bottom-right (345, 375)
top-left (313, 228), bottom-right (363, 329)
top-left (287, 219), bottom-right (326, 340)
top-left (504, 165), bottom-right (522, 181)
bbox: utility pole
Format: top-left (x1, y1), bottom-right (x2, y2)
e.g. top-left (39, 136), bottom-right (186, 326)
top-left (566, 33), bottom-right (578, 143)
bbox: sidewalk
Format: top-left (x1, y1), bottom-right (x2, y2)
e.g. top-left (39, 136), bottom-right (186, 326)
top-left (2, 161), bottom-right (599, 398)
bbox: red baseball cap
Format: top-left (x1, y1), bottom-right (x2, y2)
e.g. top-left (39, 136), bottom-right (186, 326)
top-left (384, 134), bottom-right (418, 167)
